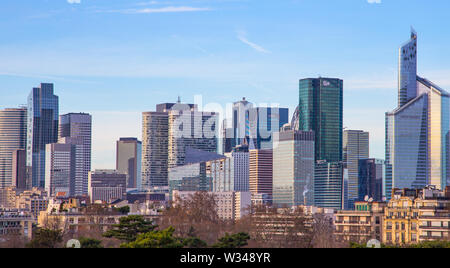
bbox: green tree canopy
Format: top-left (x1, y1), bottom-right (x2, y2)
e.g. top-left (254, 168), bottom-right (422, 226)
top-left (122, 227), bottom-right (184, 248)
top-left (212, 232), bottom-right (250, 248)
top-left (79, 237), bottom-right (104, 248)
top-left (103, 215), bottom-right (157, 242)
top-left (26, 228), bottom-right (63, 248)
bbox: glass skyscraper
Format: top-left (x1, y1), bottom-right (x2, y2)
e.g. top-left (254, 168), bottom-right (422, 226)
top-left (273, 129), bottom-right (315, 207)
top-left (298, 78), bottom-right (343, 162)
top-left (0, 108), bottom-right (27, 188)
top-left (386, 31), bottom-right (450, 197)
top-left (226, 98), bottom-right (289, 152)
top-left (59, 113), bottom-right (92, 196)
top-left (27, 83), bottom-right (59, 189)
top-left (343, 130), bottom-right (369, 209)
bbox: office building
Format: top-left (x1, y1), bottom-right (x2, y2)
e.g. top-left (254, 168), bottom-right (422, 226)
top-left (173, 190), bottom-right (251, 221)
top-left (386, 30), bottom-right (450, 195)
top-left (27, 83), bottom-right (59, 188)
top-left (88, 170), bottom-right (127, 203)
top-left (343, 130), bottom-right (369, 209)
top-left (249, 149), bottom-right (273, 202)
top-left (12, 150), bottom-right (27, 190)
top-left (206, 156), bottom-right (234, 192)
top-left (358, 159), bottom-right (385, 202)
top-left (168, 162), bottom-right (213, 199)
top-left (227, 145), bottom-right (250, 192)
top-left (59, 113), bottom-right (92, 196)
top-left (45, 143), bottom-right (75, 197)
top-left (298, 78), bottom-right (343, 162)
top-left (0, 209), bottom-right (33, 240)
top-left (116, 137), bottom-right (142, 189)
top-left (273, 129), bottom-right (315, 207)
top-left (314, 161), bottom-right (345, 210)
top-left (142, 101), bottom-right (218, 188)
top-left (0, 108), bottom-right (27, 188)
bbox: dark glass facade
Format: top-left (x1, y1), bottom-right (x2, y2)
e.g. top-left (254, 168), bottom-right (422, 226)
top-left (358, 159), bottom-right (384, 202)
top-left (299, 78), bottom-right (343, 162)
top-left (27, 83), bottom-right (59, 188)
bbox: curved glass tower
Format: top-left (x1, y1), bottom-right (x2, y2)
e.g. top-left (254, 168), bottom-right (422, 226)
top-left (386, 31), bottom-right (450, 197)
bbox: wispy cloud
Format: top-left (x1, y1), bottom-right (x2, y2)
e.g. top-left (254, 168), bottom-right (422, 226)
top-left (367, 0), bottom-right (382, 4)
top-left (103, 6), bottom-right (213, 14)
top-left (67, 0), bottom-right (81, 4)
top-left (237, 31), bottom-right (270, 54)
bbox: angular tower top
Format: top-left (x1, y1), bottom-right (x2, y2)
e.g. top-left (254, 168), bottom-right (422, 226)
top-left (411, 26), bottom-right (417, 39)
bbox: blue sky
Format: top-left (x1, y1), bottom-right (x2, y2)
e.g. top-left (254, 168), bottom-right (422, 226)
top-left (1, 0), bottom-right (450, 169)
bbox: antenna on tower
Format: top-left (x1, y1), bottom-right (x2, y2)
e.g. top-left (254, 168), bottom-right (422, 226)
top-left (177, 96), bottom-right (181, 104)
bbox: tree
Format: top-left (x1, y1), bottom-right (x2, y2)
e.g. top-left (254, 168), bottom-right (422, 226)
top-left (115, 206), bottom-right (130, 215)
top-left (103, 215), bottom-right (157, 242)
top-left (212, 233), bottom-right (251, 248)
top-left (122, 227), bottom-right (184, 248)
top-left (160, 192), bottom-right (227, 245)
top-left (182, 237), bottom-right (208, 248)
top-left (79, 237), bottom-right (104, 248)
top-left (26, 228), bottom-right (63, 248)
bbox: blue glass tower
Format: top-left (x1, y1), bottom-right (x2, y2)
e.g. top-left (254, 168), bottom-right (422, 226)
top-left (27, 83), bottom-right (59, 188)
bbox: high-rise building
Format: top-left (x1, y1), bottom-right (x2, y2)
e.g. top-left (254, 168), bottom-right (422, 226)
top-left (249, 149), bottom-right (273, 202)
top-left (12, 150), bottom-right (27, 190)
top-left (232, 98), bottom-right (253, 149)
top-left (142, 102), bottom-right (218, 188)
top-left (88, 170), bottom-right (127, 203)
top-left (314, 161), bottom-right (345, 210)
top-left (273, 129), bottom-right (315, 207)
top-left (343, 130), bottom-right (369, 209)
top-left (45, 143), bottom-right (75, 197)
top-left (27, 83), bottom-right (59, 188)
top-left (358, 159), bottom-right (385, 202)
top-left (227, 98), bottom-right (289, 151)
top-left (298, 78), bottom-right (343, 162)
top-left (0, 108), bottom-right (27, 188)
top-left (227, 145), bottom-right (250, 192)
top-left (248, 107), bottom-right (289, 150)
top-left (116, 138), bottom-right (142, 189)
top-left (59, 113), bottom-right (92, 196)
top-left (386, 30), bottom-right (450, 196)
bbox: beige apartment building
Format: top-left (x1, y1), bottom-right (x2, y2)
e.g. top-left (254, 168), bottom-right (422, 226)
top-left (334, 201), bottom-right (385, 244)
top-left (383, 187), bottom-right (450, 245)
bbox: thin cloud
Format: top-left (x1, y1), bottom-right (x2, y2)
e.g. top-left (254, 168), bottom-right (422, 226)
top-left (105, 6), bottom-right (213, 14)
top-left (237, 31), bottom-right (270, 54)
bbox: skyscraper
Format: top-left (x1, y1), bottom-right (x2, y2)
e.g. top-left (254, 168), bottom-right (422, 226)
top-left (12, 150), bottom-right (27, 190)
top-left (0, 108), bottom-right (27, 188)
top-left (59, 113), bottom-right (92, 196)
top-left (273, 129), bottom-right (315, 207)
top-left (248, 107), bottom-right (289, 150)
top-left (298, 78), bottom-right (343, 162)
top-left (358, 159), bottom-right (385, 202)
top-left (45, 143), bottom-right (75, 197)
top-left (27, 83), bottom-right (59, 188)
top-left (142, 101), bottom-right (218, 188)
top-left (386, 30), bottom-right (450, 196)
top-left (314, 161), bottom-right (345, 210)
top-left (249, 149), bottom-right (273, 202)
top-left (343, 130), bottom-right (369, 209)
top-left (116, 138), bottom-right (142, 189)
top-left (227, 98), bottom-right (289, 152)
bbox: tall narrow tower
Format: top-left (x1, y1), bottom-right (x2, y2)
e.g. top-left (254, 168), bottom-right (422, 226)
top-left (398, 29), bottom-right (418, 107)
top-left (27, 83), bottom-right (59, 188)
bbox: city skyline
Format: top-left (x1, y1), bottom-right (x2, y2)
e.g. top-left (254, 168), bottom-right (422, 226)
top-left (2, 1), bottom-right (450, 169)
